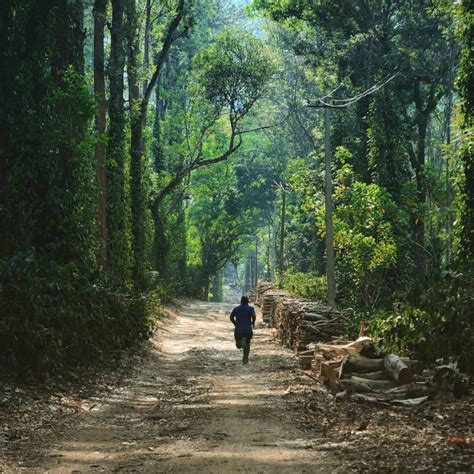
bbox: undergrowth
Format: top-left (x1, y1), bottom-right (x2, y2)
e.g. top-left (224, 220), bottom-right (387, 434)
top-left (0, 251), bottom-right (160, 375)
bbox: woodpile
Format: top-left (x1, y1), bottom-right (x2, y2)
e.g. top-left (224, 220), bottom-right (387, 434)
top-left (255, 281), bottom-right (273, 306)
top-left (306, 336), bottom-right (473, 405)
top-left (275, 298), bottom-right (347, 351)
top-left (254, 281), bottom-right (348, 351)
top-left (261, 290), bottom-right (290, 325)
top-left (254, 281), bottom-right (471, 404)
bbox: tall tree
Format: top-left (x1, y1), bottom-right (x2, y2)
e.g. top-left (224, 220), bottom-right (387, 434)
top-left (455, 0), bottom-right (474, 268)
top-left (108, 0), bottom-right (132, 282)
top-left (93, 0), bottom-right (108, 269)
top-left (126, 0), bottom-right (186, 286)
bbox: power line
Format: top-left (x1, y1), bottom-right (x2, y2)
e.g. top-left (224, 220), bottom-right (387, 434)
top-left (307, 70), bottom-right (400, 109)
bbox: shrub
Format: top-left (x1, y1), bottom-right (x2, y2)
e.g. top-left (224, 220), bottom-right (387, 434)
top-left (280, 270), bottom-right (327, 302)
top-left (0, 250), bottom-right (157, 374)
top-left (369, 272), bottom-right (474, 372)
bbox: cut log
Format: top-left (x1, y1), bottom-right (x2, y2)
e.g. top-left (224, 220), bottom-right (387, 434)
top-left (384, 354), bottom-right (413, 385)
top-left (384, 383), bottom-right (431, 399)
top-left (320, 361), bottom-right (341, 389)
top-left (298, 349), bottom-right (315, 357)
top-left (350, 376), bottom-right (398, 391)
top-left (357, 370), bottom-right (392, 381)
top-left (312, 337), bottom-right (372, 360)
top-left (341, 355), bottom-right (385, 375)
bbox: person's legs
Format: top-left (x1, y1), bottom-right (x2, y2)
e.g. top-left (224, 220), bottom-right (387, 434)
top-left (242, 335), bottom-right (251, 364)
top-left (235, 334), bottom-right (243, 349)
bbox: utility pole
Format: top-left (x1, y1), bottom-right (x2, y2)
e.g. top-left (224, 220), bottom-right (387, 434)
top-left (306, 72), bottom-right (399, 306)
top-left (306, 102), bottom-right (336, 307)
top-left (278, 186), bottom-right (286, 288)
top-left (324, 106), bottom-right (336, 306)
top-left (254, 235), bottom-right (258, 288)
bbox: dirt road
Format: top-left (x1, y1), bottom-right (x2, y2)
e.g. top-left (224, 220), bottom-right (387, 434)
top-left (21, 301), bottom-right (336, 473)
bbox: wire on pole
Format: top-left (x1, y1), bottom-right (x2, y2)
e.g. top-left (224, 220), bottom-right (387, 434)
top-left (307, 70), bottom-right (400, 109)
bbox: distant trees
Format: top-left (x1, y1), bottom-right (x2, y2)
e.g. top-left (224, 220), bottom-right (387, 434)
top-left (254, 0), bottom-right (459, 296)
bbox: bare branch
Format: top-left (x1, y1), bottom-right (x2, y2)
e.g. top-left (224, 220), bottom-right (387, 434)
top-left (142, 0), bottom-right (185, 114)
top-left (238, 114), bottom-right (288, 136)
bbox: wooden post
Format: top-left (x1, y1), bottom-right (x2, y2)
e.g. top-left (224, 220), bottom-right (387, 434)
top-left (324, 106), bottom-right (336, 307)
top-left (254, 235), bottom-right (258, 288)
top-left (278, 187), bottom-right (286, 288)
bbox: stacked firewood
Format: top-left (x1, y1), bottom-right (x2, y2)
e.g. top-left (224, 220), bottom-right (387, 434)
top-left (275, 298), bottom-right (348, 351)
top-left (306, 337), bottom-right (442, 404)
top-left (254, 281), bottom-right (348, 348)
top-left (255, 281), bottom-right (273, 306)
top-left (255, 282), bottom-right (470, 403)
top-left (260, 290), bottom-right (290, 325)
top-left (282, 299), bottom-right (346, 351)
top-left (254, 281), bottom-right (290, 325)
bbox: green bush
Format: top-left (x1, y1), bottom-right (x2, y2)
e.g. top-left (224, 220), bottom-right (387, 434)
top-left (370, 305), bottom-right (432, 357)
top-left (280, 270), bottom-right (327, 302)
top-left (0, 250), bottom-right (158, 374)
top-left (369, 272), bottom-right (474, 372)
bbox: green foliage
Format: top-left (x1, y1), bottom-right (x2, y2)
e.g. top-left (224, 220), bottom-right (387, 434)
top-left (454, 0), bottom-right (474, 268)
top-left (187, 163), bottom-right (255, 298)
top-left (0, 251), bottom-right (156, 373)
top-left (370, 306), bottom-right (433, 358)
top-left (370, 272), bottom-right (474, 372)
top-left (330, 180), bottom-right (402, 309)
top-left (194, 28), bottom-right (276, 118)
top-left (0, 0), bottom-right (155, 374)
top-left (280, 270), bottom-right (327, 302)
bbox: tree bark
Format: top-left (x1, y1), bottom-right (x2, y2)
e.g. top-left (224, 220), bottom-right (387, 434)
top-left (152, 77), bottom-right (166, 172)
top-left (411, 81), bottom-right (441, 280)
top-left (93, 0), bottom-right (108, 270)
top-left (126, 0), bottom-right (146, 287)
top-left (126, 0), bottom-right (185, 285)
top-left (107, 0), bottom-right (130, 281)
top-left (341, 355), bottom-right (385, 374)
top-left (52, 0), bottom-right (85, 262)
top-left (142, 0), bottom-right (152, 96)
top-left (151, 204), bottom-right (168, 276)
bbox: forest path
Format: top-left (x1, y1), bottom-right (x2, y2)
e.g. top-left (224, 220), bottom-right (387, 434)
top-left (30, 301), bottom-right (336, 473)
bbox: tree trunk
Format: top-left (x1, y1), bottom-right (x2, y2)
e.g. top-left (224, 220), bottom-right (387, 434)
top-left (152, 77), bottom-right (166, 172)
top-left (413, 113), bottom-right (428, 278)
top-left (93, 0), bottom-right (108, 270)
top-left (53, 0), bottom-right (85, 262)
top-left (126, 0), bottom-right (146, 287)
top-left (411, 81), bottom-right (440, 280)
top-left (107, 0), bottom-right (131, 281)
top-left (142, 0), bottom-right (152, 96)
top-left (151, 205), bottom-right (168, 275)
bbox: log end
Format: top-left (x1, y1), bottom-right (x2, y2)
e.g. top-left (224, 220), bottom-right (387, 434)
top-left (398, 367), bottom-right (414, 385)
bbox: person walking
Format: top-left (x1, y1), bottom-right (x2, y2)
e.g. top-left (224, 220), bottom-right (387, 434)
top-left (230, 296), bottom-right (256, 364)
